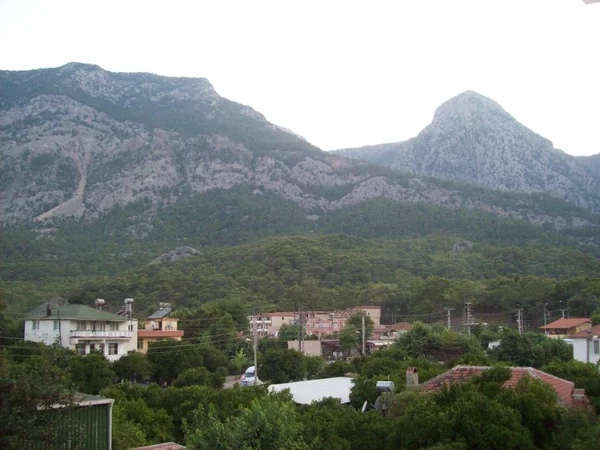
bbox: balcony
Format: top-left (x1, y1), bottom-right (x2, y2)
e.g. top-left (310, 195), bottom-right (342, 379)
top-left (70, 330), bottom-right (133, 339)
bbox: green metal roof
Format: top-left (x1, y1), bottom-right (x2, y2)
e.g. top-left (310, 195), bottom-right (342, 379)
top-left (26, 304), bottom-right (129, 321)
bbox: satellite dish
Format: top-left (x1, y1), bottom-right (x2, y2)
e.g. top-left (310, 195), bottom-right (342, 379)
top-left (361, 400), bottom-right (368, 413)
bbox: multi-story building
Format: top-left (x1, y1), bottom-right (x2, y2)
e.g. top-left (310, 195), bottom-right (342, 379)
top-left (24, 303), bottom-right (138, 361)
top-left (303, 306), bottom-right (382, 339)
top-left (137, 304), bottom-right (184, 353)
top-left (248, 312), bottom-right (296, 337)
top-left (249, 306), bottom-right (382, 339)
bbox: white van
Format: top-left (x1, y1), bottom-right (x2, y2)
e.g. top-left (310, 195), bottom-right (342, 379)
top-left (240, 366), bottom-right (256, 386)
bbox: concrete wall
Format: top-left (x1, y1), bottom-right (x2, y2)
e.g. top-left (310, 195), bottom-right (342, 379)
top-left (288, 340), bottom-right (322, 357)
top-left (571, 338), bottom-right (600, 364)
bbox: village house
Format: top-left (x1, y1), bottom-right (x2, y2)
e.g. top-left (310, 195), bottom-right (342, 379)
top-left (540, 318), bottom-right (592, 339)
top-left (566, 324), bottom-right (600, 364)
top-left (420, 365), bottom-right (590, 409)
top-left (24, 301), bottom-right (138, 362)
top-left (137, 303), bottom-right (184, 353)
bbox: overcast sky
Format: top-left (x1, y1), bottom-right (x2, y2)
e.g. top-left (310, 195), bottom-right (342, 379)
top-left (1, 0), bottom-right (599, 155)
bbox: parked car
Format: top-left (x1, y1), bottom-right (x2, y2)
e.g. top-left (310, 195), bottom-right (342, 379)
top-left (240, 366), bottom-right (257, 386)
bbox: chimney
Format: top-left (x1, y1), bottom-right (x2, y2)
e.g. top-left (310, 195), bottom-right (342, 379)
top-left (124, 298), bottom-right (134, 318)
top-left (573, 388), bottom-right (587, 403)
top-left (406, 367), bottom-right (419, 389)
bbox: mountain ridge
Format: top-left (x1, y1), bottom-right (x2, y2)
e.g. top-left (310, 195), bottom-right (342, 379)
top-left (0, 64), bottom-right (598, 236)
top-left (333, 91), bottom-right (600, 212)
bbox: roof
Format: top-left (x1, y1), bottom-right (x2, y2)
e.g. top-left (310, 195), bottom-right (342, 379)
top-left (540, 318), bottom-right (591, 330)
top-left (148, 308), bottom-right (172, 319)
top-left (569, 324), bottom-right (600, 338)
top-left (266, 312), bottom-right (296, 317)
top-left (268, 377), bottom-right (353, 405)
top-left (388, 322), bottom-right (413, 331)
top-left (133, 443), bottom-right (186, 450)
top-left (26, 304), bottom-right (129, 322)
top-left (138, 330), bottom-right (184, 338)
top-left (421, 365), bottom-right (589, 408)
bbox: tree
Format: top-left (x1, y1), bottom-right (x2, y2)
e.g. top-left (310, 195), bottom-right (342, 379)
top-left (113, 352), bottom-right (152, 383)
top-left (339, 324), bottom-right (360, 356)
top-left (346, 311), bottom-right (374, 339)
top-left (592, 309), bottom-right (600, 326)
top-left (489, 332), bottom-right (535, 367)
top-left (174, 367), bottom-right (225, 389)
top-left (111, 403), bottom-right (147, 450)
top-left (147, 340), bottom-right (204, 384)
top-left (305, 355), bottom-right (326, 379)
top-left (229, 348), bottom-right (247, 374)
top-left (70, 352), bottom-right (115, 394)
top-left (185, 396), bottom-right (308, 450)
top-left (0, 347), bottom-right (77, 449)
top-left (260, 348), bottom-right (306, 383)
top-left (278, 323), bottom-right (305, 341)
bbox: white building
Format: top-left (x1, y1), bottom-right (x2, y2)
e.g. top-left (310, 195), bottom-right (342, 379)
top-left (567, 324), bottom-right (600, 365)
top-left (24, 304), bottom-right (138, 361)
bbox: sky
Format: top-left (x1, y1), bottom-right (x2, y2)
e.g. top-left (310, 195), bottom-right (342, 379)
top-left (1, 0), bottom-right (599, 156)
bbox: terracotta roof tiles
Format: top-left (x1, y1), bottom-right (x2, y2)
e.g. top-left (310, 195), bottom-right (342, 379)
top-left (420, 365), bottom-right (589, 408)
top-left (540, 318), bottom-right (591, 330)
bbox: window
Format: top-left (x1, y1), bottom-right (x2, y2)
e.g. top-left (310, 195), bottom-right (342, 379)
top-left (77, 321), bottom-right (86, 331)
top-left (128, 324), bottom-right (134, 331)
top-left (594, 341), bottom-right (600, 355)
top-left (89, 343), bottom-right (96, 353)
top-left (53, 320), bottom-right (59, 331)
top-left (108, 343), bottom-right (118, 355)
top-left (137, 340), bottom-right (143, 350)
top-left (32, 320), bottom-right (40, 330)
top-left (110, 322), bottom-right (118, 331)
top-left (75, 344), bottom-right (86, 356)
top-left (98, 343), bottom-right (105, 354)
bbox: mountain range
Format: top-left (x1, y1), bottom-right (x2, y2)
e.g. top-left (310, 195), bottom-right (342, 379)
top-left (1, 63), bottom-right (599, 236)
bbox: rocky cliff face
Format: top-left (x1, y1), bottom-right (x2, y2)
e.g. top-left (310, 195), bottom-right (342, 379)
top-left (334, 91), bottom-right (600, 212)
top-left (0, 65), bottom-right (597, 230)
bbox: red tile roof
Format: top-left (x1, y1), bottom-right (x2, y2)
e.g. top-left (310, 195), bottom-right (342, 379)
top-left (569, 324), bottom-right (600, 338)
top-left (420, 365), bottom-right (589, 408)
top-left (540, 318), bottom-right (591, 330)
top-left (388, 322), bottom-right (412, 331)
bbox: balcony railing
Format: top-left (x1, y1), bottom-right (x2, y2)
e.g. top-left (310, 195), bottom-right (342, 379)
top-left (70, 330), bottom-right (133, 339)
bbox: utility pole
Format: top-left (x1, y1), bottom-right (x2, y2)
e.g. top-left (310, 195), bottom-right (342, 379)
top-left (361, 314), bottom-right (366, 356)
top-left (560, 305), bottom-right (568, 319)
top-left (543, 302), bottom-right (548, 326)
top-left (253, 312), bottom-right (258, 385)
top-left (298, 304), bottom-right (304, 354)
top-left (464, 302), bottom-right (474, 336)
top-left (443, 307), bottom-right (454, 330)
top-left (516, 307), bottom-right (524, 335)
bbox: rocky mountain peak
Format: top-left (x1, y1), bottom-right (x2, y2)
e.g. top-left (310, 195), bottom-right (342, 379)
top-left (431, 90), bottom-right (512, 129)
